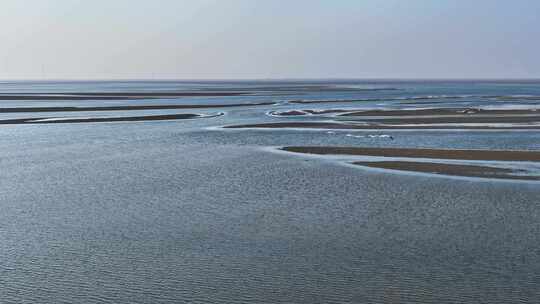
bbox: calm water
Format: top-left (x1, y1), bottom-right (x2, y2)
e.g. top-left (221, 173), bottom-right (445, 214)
top-left (1, 80), bottom-right (540, 303)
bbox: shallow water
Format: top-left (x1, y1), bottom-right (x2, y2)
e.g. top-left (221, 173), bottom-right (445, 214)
top-left (1, 80), bottom-right (540, 303)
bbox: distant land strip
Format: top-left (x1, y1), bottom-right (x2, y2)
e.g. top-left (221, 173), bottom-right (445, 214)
top-left (0, 102), bottom-right (275, 113)
top-left (0, 92), bottom-right (249, 100)
top-left (0, 113), bottom-right (223, 125)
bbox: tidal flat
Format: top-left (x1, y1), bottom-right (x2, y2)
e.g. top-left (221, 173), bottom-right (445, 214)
top-left (2, 80), bottom-right (540, 303)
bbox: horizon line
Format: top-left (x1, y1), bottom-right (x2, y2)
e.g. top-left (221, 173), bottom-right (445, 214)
top-left (1, 77), bottom-right (540, 82)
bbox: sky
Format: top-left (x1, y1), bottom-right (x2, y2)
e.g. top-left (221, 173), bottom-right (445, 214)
top-left (1, 0), bottom-right (539, 79)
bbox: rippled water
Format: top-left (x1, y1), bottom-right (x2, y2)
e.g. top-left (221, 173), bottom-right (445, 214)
top-left (1, 80), bottom-right (540, 303)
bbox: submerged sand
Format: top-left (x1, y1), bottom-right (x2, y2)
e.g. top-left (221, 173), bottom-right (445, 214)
top-left (353, 161), bottom-right (539, 180)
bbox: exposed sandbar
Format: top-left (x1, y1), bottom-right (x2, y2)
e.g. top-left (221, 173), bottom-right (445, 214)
top-left (289, 95), bottom-right (493, 105)
top-left (224, 122), bottom-right (540, 130)
top-left (225, 122), bottom-right (362, 129)
top-left (281, 146), bottom-right (540, 162)
top-left (352, 115), bottom-right (540, 124)
top-left (0, 113), bottom-right (220, 125)
top-left (268, 110), bottom-right (310, 116)
top-left (290, 99), bottom-right (378, 104)
top-left (288, 95), bottom-right (540, 106)
top-left (339, 108), bottom-right (539, 117)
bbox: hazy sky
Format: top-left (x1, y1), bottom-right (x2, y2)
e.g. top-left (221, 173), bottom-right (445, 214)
top-left (1, 0), bottom-right (539, 79)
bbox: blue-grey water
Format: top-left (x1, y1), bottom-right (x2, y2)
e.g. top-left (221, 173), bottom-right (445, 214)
top-left (1, 80), bottom-right (540, 303)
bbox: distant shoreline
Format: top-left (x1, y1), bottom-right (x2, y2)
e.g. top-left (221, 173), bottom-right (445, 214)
top-left (1, 78), bottom-right (540, 84)
top-left (0, 92), bottom-right (248, 100)
top-left (0, 102), bottom-right (274, 113)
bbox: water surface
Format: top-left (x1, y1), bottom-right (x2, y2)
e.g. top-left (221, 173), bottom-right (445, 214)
top-left (1, 80), bottom-right (540, 303)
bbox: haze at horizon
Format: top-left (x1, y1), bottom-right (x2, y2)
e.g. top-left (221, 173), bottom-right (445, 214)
top-left (1, 0), bottom-right (539, 80)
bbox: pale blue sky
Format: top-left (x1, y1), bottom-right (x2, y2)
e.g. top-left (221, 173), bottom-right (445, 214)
top-left (1, 0), bottom-right (539, 79)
